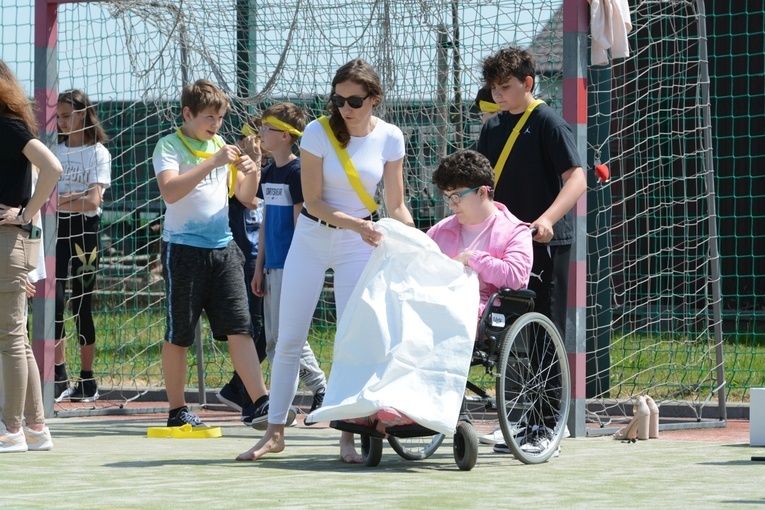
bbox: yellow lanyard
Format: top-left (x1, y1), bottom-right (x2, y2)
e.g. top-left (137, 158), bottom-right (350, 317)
top-left (176, 128), bottom-right (236, 198)
top-left (493, 99), bottom-right (545, 187)
top-left (317, 116), bottom-right (377, 214)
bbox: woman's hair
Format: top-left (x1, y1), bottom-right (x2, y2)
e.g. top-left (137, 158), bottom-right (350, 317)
top-left (432, 149), bottom-right (495, 200)
top-left (0, 59), bottom-right (38, 136)
top-left (57, 89), bottom-right (108, 145)
top-left (328, 59), bottom-right (383, 148)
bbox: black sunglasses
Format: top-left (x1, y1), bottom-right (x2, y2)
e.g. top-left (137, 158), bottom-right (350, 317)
top-left (330, 93), bottom-right (370, 109)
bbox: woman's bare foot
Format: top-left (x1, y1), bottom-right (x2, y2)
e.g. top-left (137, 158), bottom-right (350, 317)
top-left (235, 424), bottom-right (285, 461)
top-left (338, 431), bottom-right (363, 463)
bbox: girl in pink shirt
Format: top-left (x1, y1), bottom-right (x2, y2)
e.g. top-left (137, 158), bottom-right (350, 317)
top-left (427, 150), bottom-right (533, 316)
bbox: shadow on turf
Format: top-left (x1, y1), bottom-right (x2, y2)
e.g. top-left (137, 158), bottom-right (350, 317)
top-left (699, 460), bottom-right (765, 467)
top-left (102, 450), bottom-right (518, 472)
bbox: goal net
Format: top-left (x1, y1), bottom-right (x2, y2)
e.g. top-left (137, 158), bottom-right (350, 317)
top-left (1, 0), bottom-right (727, 427)
top-left (586, 0), bottom-right (725, 427)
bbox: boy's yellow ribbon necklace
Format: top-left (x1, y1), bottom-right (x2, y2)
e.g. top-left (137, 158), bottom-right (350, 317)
top-left (175, 128), bottom-right (236, 198)
top-left (492, 99), bottom-right (545, 187)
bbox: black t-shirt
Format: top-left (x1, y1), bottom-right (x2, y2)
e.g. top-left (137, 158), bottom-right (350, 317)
top-left (0, 116), bottom-right (34, 207)
top-left (476, 104), bottom-right (581, 245)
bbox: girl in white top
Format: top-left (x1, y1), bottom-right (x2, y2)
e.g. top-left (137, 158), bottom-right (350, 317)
top-left (237, 59), bottom-right (414, 463)
top-left (53, 90), bottom-right (111, 403)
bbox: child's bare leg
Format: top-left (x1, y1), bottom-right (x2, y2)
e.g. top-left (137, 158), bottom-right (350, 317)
top-left (162, 342), bottom-right (189, 409)
top-left (228, 334), bottom-right (268, 401)
top-left (339, 431), bottom-right (363, 464)
top-left (236, 423), bottom-right (285, 461)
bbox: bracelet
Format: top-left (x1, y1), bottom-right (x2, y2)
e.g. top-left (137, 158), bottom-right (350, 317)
top-left (17, 207), bottom-right (32, 226)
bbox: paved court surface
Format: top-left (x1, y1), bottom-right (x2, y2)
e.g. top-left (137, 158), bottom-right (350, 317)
top-left (2, 408), bottom-right (763, 509)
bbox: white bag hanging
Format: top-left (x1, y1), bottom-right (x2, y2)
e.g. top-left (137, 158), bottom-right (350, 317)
top-left (307, 218), bottom-right (479, 435)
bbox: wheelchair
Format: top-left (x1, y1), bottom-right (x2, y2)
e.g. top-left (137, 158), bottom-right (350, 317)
top-left (331, 288), bottom-right (571, 470)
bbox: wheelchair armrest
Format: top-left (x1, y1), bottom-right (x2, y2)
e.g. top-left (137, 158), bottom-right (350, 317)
top-left (496, 288), bottom-right (537, 300)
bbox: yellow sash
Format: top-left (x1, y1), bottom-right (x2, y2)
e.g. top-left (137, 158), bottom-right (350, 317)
top-left (493, 99), bottom-right (545, 187)
top-left (176, 128), bottom-right (236, 198)
top-left (317, 116), bottom-right (377, 213)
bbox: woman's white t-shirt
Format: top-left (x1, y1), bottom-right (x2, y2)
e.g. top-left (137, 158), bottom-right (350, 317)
top-left (300, 117), bottom-right (405, 218)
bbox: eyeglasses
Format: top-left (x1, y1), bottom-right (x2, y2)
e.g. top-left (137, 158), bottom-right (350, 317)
top-left (330, 94), bottom-right (370, 109)
top-left (443, 186), bottom-right (480, 205)
top-left (259, 125), bottom-right (284, 134)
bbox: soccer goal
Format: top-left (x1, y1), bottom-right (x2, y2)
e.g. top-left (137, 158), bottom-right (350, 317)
top-left (3, 0), bottom-right (728, 432)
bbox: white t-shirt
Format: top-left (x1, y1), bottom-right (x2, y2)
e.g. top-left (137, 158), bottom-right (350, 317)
top-left (28, 174), bottom-right (45, 284)
top-left (299, 117), bottom-right (405, 218)
top-left (56, 142), bottom-right (112, 217)
top-left (152, 131), bottom-right (232, 249)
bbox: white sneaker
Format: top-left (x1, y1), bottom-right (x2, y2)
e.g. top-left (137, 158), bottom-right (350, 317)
top-left (55, 386), bottom-right (75, 403)
top-left (479, 428), bottom-right (505, 445)
top-left (480, 422), bottom-right (527, 445)
top-left (0, 423), bottom-right (28, 453)
top-left (520, 434), bottom-right (561, 458)
top-left (24, 426), bottom-right (53, 451)
top-left (543, 425), bottom-right (571, 438)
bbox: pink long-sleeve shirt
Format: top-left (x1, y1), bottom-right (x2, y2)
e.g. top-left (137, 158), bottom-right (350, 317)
top-left (427, 201), bottom-right (533, 316)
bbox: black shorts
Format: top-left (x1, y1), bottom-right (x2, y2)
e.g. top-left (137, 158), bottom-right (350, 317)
top-left (161, 240), bottom-right (252, 347)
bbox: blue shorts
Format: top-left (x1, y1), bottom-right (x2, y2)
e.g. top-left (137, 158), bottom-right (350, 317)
top-left (161, 240), bottom-right (252, 347)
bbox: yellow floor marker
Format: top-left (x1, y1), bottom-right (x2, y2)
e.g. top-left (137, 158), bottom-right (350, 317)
top-left (147, 424), bottom-right (222, 439)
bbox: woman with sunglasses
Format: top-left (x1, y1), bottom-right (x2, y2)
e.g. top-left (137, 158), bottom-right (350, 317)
top-left (237, 58), bottom-right (413, 463)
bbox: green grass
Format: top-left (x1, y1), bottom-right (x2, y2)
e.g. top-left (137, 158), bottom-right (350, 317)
top-left (40, 309), bottom-right (765, 403)
top-left (47, 308), bottom-right (335, 390)
top-left (606, 332), bottom-right (765, 402)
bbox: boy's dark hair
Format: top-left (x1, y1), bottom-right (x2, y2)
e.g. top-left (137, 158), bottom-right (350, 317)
top-left (482, 47), bottom-right (536, 89)
top-left (57, 89), bottom-right (108, 145)
top-left (328, 59), bottom-right (383, 148)
top-left (181, 79), bottom-right (230, 117)
top-left (262, 102), bottom-right (306, 144)
top-left (433, 150), bottom-right (495, 199)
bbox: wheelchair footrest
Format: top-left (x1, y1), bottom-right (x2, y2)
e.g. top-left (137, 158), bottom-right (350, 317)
top-left (329, 420), bottom-right (386, 439)
top-left (385, 424), bottom-right (440, 439)
top-left (329, 420), bottom-right (439, 439)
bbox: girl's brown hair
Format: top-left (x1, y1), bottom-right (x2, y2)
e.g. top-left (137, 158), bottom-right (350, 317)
top-left (57, 89), bottom-right (108, 145)
top-left (0, 59), bottom-right (39, 136)
top-left (328, 59), bottom-right (383, 148)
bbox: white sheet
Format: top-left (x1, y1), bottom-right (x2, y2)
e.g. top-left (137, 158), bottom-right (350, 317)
top-left (307, 218), bottom-right (479, 435)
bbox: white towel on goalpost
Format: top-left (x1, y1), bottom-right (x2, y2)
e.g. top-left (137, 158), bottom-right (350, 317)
top-left (306, 218), bottom-right (479, 436)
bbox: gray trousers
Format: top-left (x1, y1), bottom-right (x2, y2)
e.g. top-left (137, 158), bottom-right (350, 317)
top-left (264, 268), bottom-right (326, 394)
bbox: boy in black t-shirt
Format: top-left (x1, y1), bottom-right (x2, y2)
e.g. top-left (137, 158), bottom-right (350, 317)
top-left (476, 46), bottom-right (586, 454)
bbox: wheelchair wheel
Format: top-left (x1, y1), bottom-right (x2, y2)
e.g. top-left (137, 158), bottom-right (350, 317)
top-left (453, 421), bottom-right (478, 471)
top-left (387, 434), bottom-right (445, 461)
top-left (495, 312), bottom-right (570, 464)
top-left (361, 434), bottom-right (383, 467)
